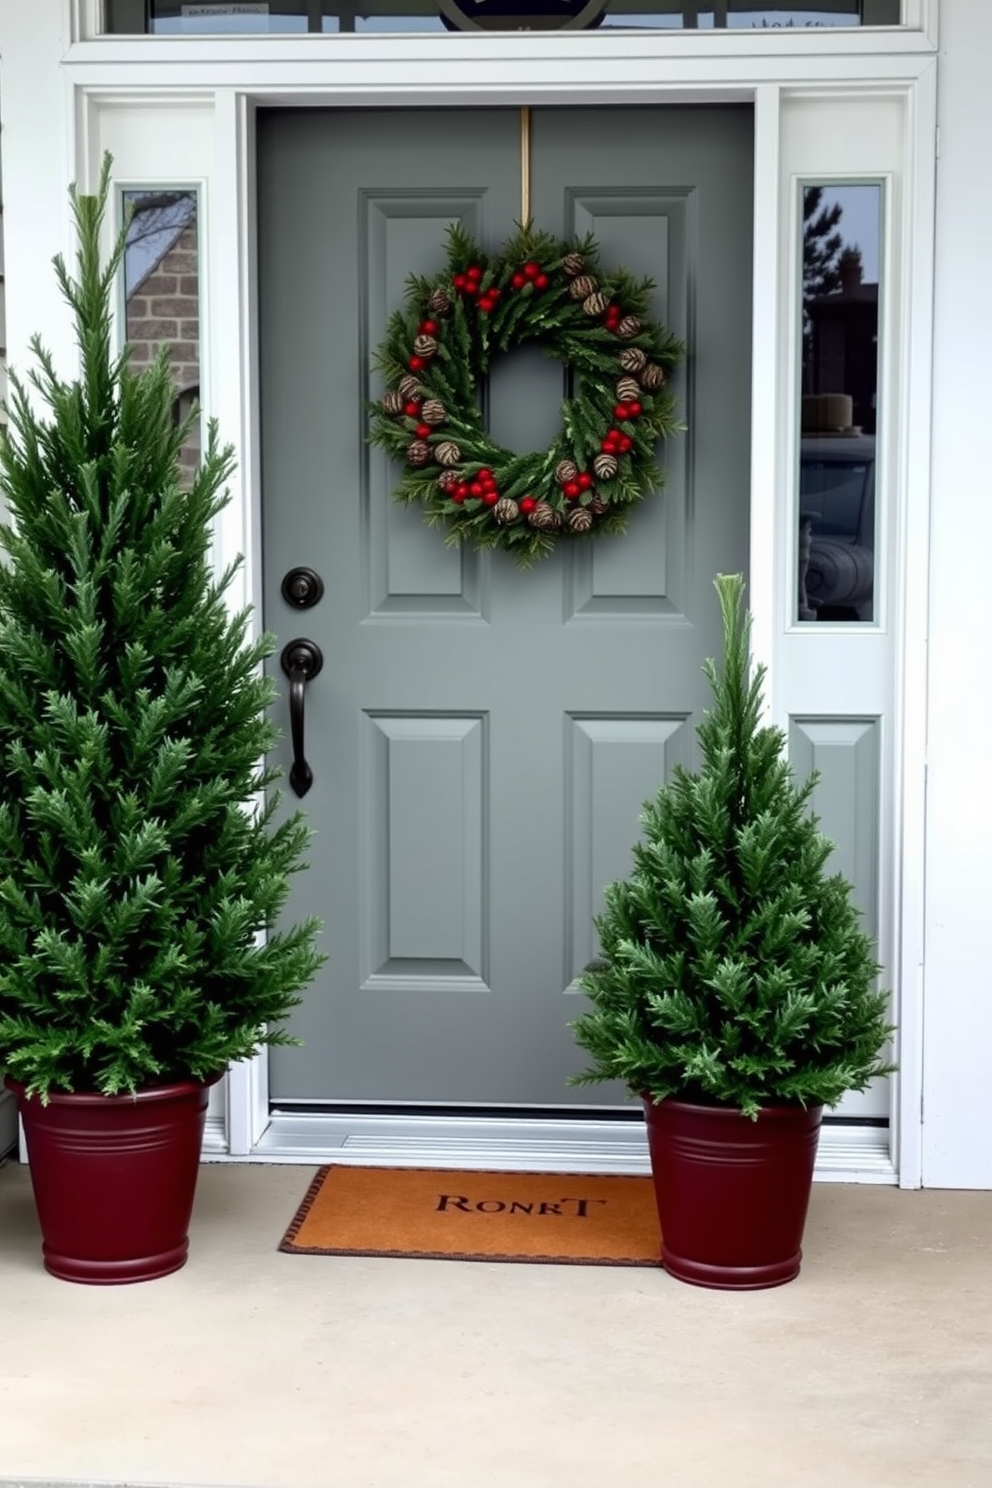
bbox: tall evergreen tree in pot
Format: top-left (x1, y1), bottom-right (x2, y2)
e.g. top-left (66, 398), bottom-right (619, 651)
top-left (0, 158), bottom-right (323, 1283)
top-left (570, 573), bottom-right (894, 1289)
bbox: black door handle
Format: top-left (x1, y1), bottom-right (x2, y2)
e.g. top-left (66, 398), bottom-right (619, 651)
top-left (280, 639), bottom-right (324, 798)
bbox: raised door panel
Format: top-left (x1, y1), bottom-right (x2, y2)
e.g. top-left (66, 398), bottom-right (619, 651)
top-left (566, 190), bottom-right (688, 620)
top-left (565, 714), bottom-right (693, 987)
top-left (362, 192), bottom-right (489, 619)
top-left (789, 715), bottom-right (887, 1120)
top-left (361, 712), bottom-right (489, 991)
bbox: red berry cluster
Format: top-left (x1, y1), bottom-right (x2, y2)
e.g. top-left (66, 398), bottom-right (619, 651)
top-left (511, 260), bottom-right (550, 292)
top-left (602, 428), bottom-right (634, 457)
top-left (453, 264), bottom-right (482, 295)
top-left (613, 398), bottom-right (642, 421)
top-left (453, 264), bottom-right (502, 315)
top-left (450, 467), bottom-right (500, 506)
top-left (603, 302), bottom-right (623, 333)
top-left (560, 470), bottom-right (595, 501)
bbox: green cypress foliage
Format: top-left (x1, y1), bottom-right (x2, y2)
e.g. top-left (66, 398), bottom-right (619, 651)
top-left (0, 158), bottom-right (324, 1098)
top-left (570, 574), bottom-right (894, 1117)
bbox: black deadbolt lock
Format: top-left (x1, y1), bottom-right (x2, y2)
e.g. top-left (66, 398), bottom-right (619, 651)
top-left (281, 567), bottom-right (324, 610)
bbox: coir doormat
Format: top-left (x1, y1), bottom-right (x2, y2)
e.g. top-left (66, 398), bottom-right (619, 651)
top-left (279, 1165), bottom-right (663, 1266)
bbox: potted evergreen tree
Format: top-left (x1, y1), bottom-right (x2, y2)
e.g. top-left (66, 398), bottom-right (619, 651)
top-left (570, 573), bottom-right (894, 1290)
top-left (0, 159), bottom-right (323, 1283)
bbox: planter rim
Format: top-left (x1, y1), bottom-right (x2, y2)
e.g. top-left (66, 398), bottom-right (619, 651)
top-left (641, 1094), bottom-right (824, 1121)
top-left (4, 1071), bottom-right (223, 1106)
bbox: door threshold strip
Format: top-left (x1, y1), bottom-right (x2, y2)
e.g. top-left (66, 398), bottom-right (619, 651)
top-left (201, 1109), bottom-right (896, 1182)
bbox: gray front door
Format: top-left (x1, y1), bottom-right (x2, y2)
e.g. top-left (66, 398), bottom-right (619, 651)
top-left (258, 106), bottom-right (753, 1109)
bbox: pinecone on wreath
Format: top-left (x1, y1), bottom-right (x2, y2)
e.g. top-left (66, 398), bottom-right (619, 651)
top-left (529, 501), bottom-right (562, 531)
top-left (494, 498), bottom-right (520, 525)
top-left (619, 347), bottom-right (648, 374)
top-left (420, 399), bottom-right (447, 426)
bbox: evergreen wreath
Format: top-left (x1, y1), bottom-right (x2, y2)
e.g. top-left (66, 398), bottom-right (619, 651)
top-left (368, 224), bottom-right (686, 567)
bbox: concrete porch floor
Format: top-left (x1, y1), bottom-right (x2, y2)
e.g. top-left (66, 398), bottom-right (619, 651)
top-left (0, 1160), bottom-right (990, 1488)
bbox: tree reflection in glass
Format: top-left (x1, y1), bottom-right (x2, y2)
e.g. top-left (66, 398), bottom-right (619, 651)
top-left (798, 182), bottom-right (881, 624)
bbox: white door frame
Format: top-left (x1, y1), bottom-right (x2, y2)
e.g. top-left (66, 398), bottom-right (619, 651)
top-left (2, 0), bottom-right (939, 1183)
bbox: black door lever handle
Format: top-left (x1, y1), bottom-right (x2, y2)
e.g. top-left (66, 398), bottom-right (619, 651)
top-left (280, 640), bottom-right (324, 798)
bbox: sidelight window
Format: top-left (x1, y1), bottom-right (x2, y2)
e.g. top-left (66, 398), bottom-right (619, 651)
top-left (796, 182), bottom-right (883, 625)
top-left (122, 188), bottom-right (202, 479)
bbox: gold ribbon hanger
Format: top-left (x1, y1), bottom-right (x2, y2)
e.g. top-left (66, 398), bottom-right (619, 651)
top-left (520, 105), bottom-right (531, 228)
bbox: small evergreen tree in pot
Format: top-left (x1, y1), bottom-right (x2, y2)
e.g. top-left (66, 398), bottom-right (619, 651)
top-left (0, 159), bottom-right (323, 1281)
top-left (570, 573), bottom-right (894, 1287)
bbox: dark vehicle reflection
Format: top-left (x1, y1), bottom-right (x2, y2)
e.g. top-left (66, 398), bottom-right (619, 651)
top-left (799, 433), bottom-right (875, 623)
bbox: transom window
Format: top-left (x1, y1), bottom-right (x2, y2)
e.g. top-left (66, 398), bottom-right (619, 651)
top-left (103, 1), bottom-right (903, 35)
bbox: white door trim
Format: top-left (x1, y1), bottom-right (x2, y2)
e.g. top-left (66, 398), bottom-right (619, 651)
top-left (888, 57), bottom-right (937, 1192)
top-left (2, 8), bottom-right (936, 1182)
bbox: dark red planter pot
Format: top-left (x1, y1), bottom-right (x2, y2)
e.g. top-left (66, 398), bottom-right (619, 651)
top-left (642, 1096), bottom-right (823, 1290)
top-left (5, 1075), bottom-right (216, 1285)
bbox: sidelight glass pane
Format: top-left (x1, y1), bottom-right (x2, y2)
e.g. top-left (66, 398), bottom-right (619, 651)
top-left (103, 0), bottom-right (902, 34)
top-left (797, 182), bottom-right (882, 624)
top-left (122, 188), bottom-right (201, 481)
